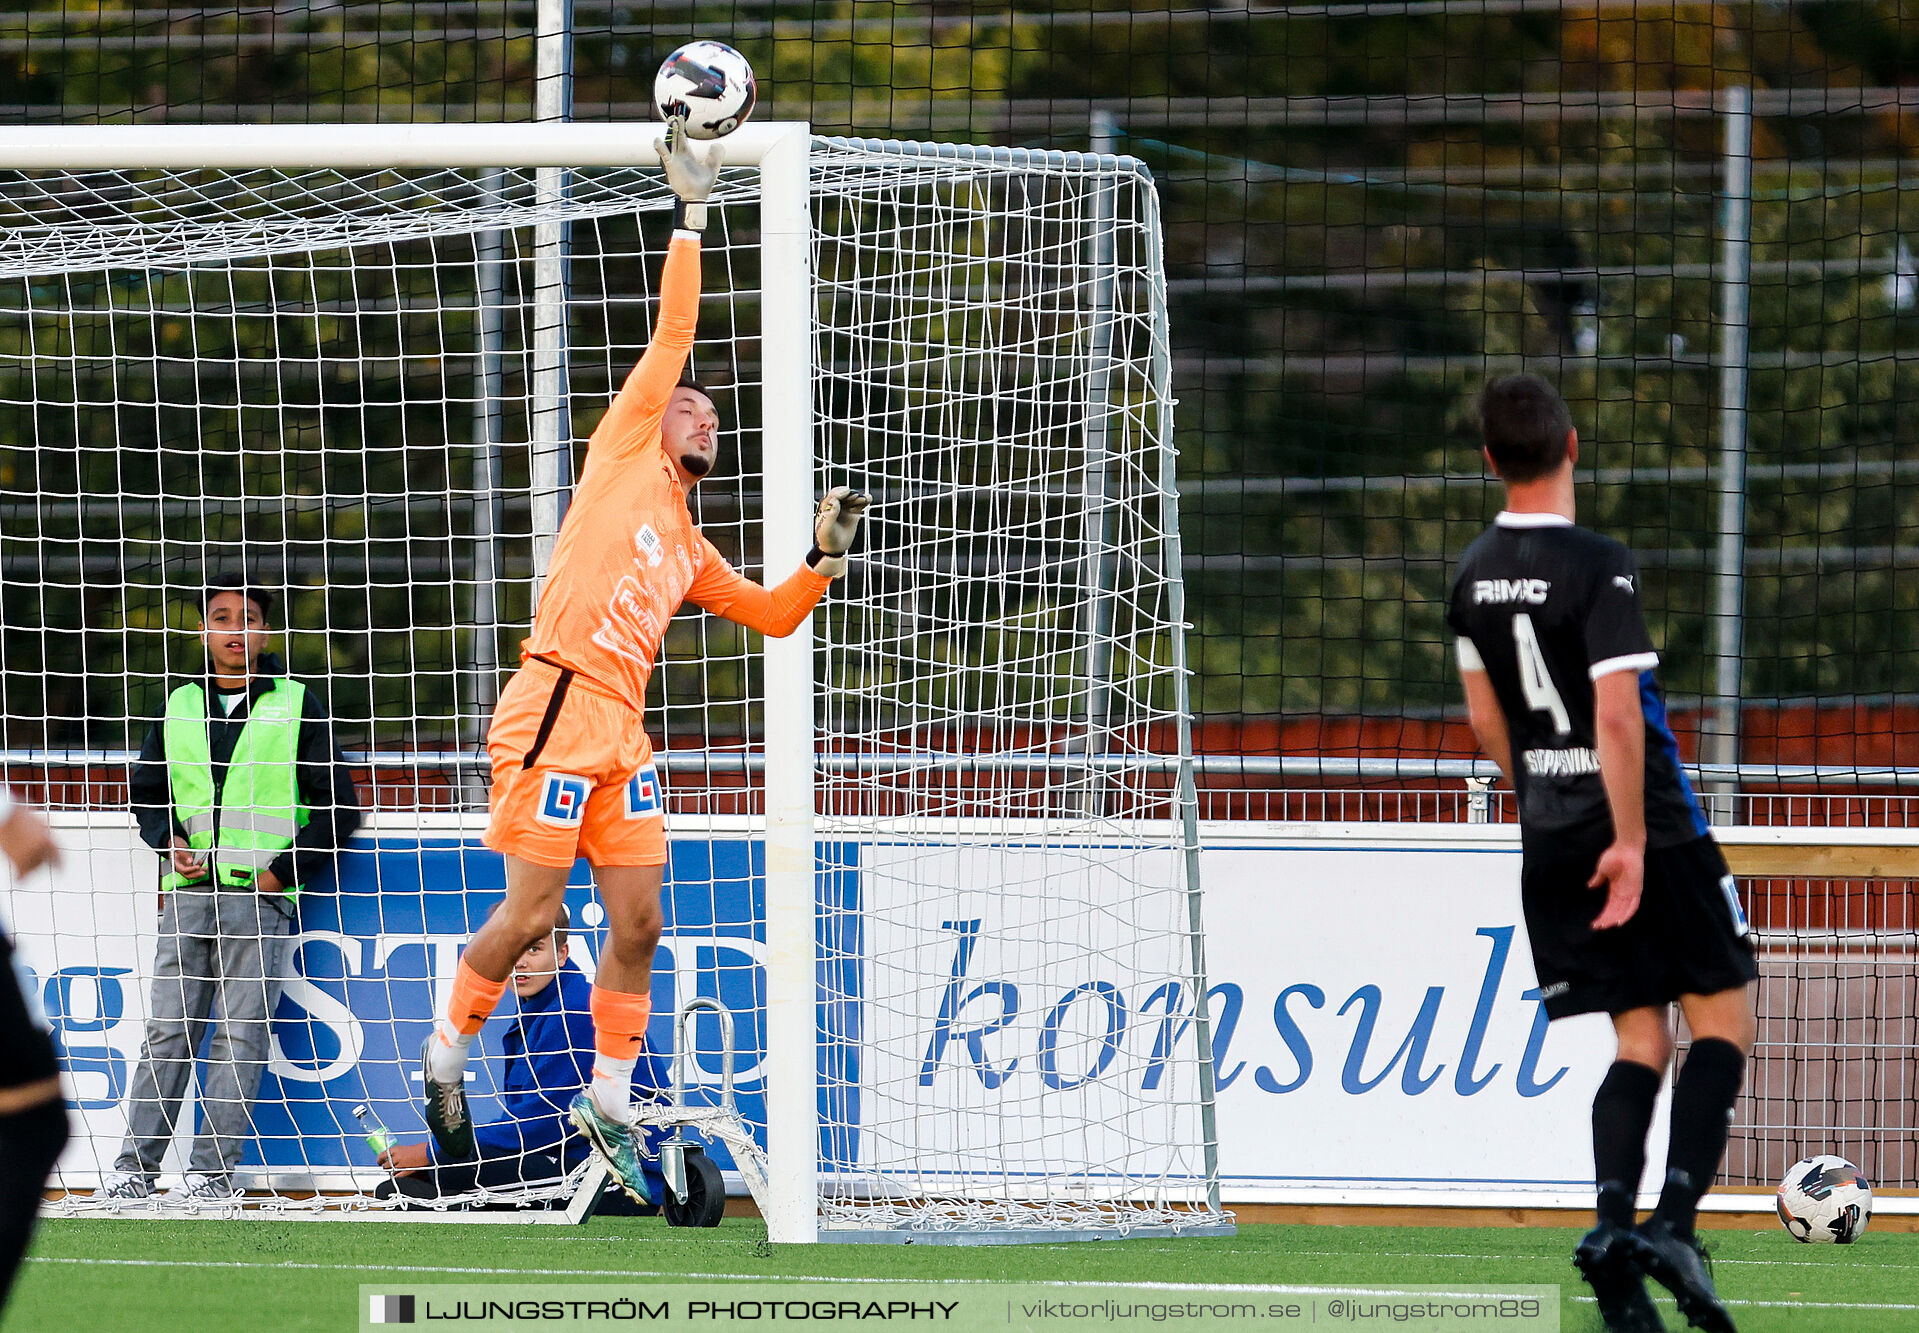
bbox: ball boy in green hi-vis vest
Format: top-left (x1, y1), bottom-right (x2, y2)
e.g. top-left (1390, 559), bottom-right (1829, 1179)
top-left (100, 574), bottom-right (363, 1206)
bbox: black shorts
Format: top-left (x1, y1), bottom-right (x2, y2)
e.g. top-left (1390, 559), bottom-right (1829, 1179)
top-left (1522, 834), bottom-right (1759, 1020)
top-left (0, 931), bottom-right (61, 1091)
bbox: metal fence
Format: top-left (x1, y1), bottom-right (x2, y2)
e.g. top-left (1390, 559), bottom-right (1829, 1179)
top-left (5, 2), bottom-right (1919, 785)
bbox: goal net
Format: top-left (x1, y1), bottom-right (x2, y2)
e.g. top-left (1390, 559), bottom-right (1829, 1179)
top-left (807, 139), bottom-right (1220, 1240)
top-left (0, 126), bottom-right (1226, 1239)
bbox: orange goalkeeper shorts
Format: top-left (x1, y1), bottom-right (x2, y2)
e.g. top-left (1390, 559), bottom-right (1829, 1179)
top-left (483, 656), bottom-right (667, 869)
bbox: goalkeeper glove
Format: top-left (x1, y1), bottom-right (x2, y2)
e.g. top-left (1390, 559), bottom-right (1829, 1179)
top-left (658, 115), bottom-right (722, 232)
top-left (807, 486), bottom-right (870, 579)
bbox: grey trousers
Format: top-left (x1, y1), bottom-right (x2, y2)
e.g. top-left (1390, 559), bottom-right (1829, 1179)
top-left (114, 889), bottom-right (294, 1180)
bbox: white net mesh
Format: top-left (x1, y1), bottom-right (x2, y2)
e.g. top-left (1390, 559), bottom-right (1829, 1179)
top-left (809, 141), bottom-right (1220, 1237)
top-left (3, 158), bottom-right (723, 1216)
top-left (0, 137), bottom-right (1223, 1235)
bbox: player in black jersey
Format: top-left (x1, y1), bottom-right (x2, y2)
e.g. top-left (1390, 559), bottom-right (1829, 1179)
top-left (0, 790), bottom-right (67, 1318)
top-left (1448, 375), bottom-right (1756, 1333)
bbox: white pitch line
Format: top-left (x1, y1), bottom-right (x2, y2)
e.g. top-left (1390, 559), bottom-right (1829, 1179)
top-left (1706, 1258), bottom-right (1919, 1271)
top-left (28, 1258), bottom-right (853, 1280)
top-left (1586, 1294), bottom-right (1919, 1312)
top-left (11, 1258), bottom-right (1516, 1298)
top-left (1275, 1247), bottom-right (1919, 1271)
top-left (1731, 1299), bottom-right (1919, 1311)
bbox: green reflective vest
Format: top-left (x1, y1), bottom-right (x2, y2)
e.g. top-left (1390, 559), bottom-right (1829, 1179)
top-left (162, 679), bottom-right (309, 898)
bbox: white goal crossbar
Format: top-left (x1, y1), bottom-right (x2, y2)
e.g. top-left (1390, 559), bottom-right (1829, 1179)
top-left (0, 122), bottom-right (806, 171)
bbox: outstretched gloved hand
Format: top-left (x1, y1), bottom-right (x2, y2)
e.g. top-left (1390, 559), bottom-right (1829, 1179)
top-left (658, 115), bottom-right (723, 229)
top-left (808, 487), bottom-right (871, 578)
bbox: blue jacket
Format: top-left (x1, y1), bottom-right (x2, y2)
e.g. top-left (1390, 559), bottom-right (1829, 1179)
top-left (447, 958), bottom-right (673, 1165)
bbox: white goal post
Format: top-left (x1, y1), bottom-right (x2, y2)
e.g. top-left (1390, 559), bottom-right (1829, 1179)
top-left (0, 122), bottom-right (1226, 1244)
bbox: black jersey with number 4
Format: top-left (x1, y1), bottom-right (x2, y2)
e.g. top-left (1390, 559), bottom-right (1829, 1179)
top-left (1446, 512), bottom-right (1710, 851)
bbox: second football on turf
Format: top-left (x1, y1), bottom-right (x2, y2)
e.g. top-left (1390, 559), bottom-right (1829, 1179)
top-left (1777, 1154), bottom-right (1872, 1243)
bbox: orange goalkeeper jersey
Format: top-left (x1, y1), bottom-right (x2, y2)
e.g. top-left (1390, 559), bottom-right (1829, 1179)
top-left (520, 232), bottom-right (831, 713)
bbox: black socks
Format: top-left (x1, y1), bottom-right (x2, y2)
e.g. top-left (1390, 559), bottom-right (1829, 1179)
top-left (1652, 1037), bottom-right (1747, 1238)
top-left (1592, 1060), bottom-right (1662, 1227)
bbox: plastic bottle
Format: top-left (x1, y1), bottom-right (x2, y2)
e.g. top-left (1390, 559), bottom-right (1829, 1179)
top-left (352, 1103), bottom-right (395, 1158)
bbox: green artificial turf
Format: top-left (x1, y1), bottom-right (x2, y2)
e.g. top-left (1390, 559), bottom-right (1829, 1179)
top-left (8, 1217), bottom-right (1916, 1331)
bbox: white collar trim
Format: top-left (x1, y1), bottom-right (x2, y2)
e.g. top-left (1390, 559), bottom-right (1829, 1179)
top-left (1495, 510), bottom-right (1574, 528)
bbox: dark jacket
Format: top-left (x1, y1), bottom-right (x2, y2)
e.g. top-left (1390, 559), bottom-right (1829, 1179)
top-left (129, 670), bottom-right (364, 892)
top-left (463, 958), bottom-right (672, 1165)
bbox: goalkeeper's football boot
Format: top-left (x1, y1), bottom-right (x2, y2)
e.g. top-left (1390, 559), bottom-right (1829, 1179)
top-left (569, 1091), bottom-right (653, 1206)
top-left (1573, 1223), bottom-right (1666, 1333)
top-left (1631, 1219), bottom-right (1736, 1333)
top-left (419, 1034), bottom-right (475, 1162)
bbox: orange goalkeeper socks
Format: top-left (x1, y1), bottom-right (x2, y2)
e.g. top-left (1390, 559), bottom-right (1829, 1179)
top-left (589, 986), bottom-right (653, 1119)
top-left (447, 956), bottom-right (509, 1035)
top-left (429, 957), bottom-right (508, 1080)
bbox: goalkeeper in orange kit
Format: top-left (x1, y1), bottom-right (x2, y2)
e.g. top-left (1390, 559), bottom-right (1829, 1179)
top-left (418, 120), bottom-right (868, 1203)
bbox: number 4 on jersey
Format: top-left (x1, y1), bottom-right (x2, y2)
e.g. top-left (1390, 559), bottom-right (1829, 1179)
top-left (1512, 613), bottom-right (1572, 734)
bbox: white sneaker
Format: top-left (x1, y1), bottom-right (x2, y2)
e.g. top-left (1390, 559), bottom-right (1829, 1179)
top-left (161, 1173), bottom-right (237, 1206)
top-left (98, 1171), bottom-right (151, 1201)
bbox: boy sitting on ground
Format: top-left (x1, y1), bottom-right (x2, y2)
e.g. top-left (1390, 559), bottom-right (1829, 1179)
top-left (380, 904), bottom-right (679, 1212)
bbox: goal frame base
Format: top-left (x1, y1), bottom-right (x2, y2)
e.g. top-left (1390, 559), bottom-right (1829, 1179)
top-left (816, 1220), bottom-right (1238, 1246)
